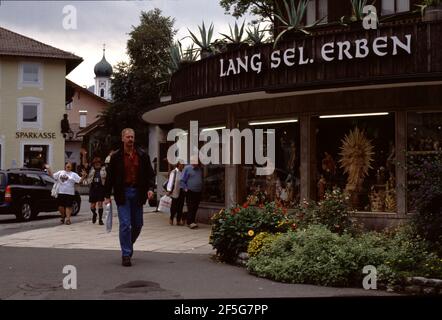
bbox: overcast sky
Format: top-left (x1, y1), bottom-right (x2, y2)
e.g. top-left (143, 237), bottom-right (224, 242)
top-left (0, 0), bottom-right (252, 87)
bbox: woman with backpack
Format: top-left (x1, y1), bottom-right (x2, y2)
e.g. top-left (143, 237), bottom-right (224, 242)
top-left (86, 157), bottom-right (107, 225)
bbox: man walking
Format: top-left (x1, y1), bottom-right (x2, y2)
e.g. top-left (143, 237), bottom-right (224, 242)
top-left (104, 128), bottom-right (155, 267)
top-left (180, 157), bottom-right (203, 229)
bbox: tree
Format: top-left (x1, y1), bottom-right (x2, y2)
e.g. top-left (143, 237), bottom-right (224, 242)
top-left (101, 9), bottom-right (176, 149)
top-left (219, 0), bottom-right (275, 22)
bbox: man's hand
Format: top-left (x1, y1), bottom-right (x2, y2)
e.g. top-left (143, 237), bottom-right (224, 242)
top-left (104, 198), bottom-right (111, 205)
top-left (147, 191), bottom-right (154, 200)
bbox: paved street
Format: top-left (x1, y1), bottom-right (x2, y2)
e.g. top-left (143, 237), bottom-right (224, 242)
top-left (0, 198), bottom-right (398, 299)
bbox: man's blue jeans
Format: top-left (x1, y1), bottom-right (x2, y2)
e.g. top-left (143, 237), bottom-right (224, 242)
top-left (117, 187), bottom-right (143, 257)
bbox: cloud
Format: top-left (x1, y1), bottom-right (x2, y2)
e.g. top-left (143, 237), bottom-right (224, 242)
top-left (0, 0), bottom-right (253, 86)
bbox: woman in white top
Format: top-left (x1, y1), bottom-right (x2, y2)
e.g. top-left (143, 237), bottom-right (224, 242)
top-left (166, 161), bottom-right (185, 225)
top-left (53, 162), bottom-right (87, 225)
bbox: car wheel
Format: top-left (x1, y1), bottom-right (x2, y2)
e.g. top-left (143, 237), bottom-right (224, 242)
top-left (71, 198), bottom-right (81, 216)
top-left (16, 200), bottom-right (34, 222)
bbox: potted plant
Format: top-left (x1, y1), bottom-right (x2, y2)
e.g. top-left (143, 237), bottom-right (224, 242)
top-left (273, 0), bottom-right (325, 48)
top-left (340, 0), bottom-right (376, 28)
top-left (187, 21), bottom-right (215, 59)
top-left (220, 20), bottom-right (249, 51)
top-left (417, 0), bottom-right (442, 21)
top-left (246, 24), bottom-right (268, 46)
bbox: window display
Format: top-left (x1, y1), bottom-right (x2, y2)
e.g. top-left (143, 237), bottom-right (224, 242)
top-left (407, 112), bottom-right (442, 211)
top-left (316, 113), bottom-right (396, 212)
top-left (244, 121), bottom-right (300, 208)
top-left (201, 164), bottom-right (225, 203)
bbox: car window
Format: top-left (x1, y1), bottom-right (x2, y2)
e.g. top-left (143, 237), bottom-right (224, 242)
top-left (7, 173), bottom-right (23, 185)
top-left (41, 174), bottom-right (55, 186)
top-left (24, 173), bottom-right (43, 186)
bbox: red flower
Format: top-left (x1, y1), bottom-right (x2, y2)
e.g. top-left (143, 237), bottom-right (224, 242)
top-left (242, 202), bottom-right (249, 208)
top-left (259, 204), bottom-right (264, 209)
top-left (291, 223), bottom-right (297, 230)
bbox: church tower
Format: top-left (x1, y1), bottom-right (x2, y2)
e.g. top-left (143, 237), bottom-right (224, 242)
top-left (94, 45), bottom-right (113, 100)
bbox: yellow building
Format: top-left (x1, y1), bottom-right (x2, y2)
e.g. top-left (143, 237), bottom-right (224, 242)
top-left (0, 27), bottom-right (82, 170)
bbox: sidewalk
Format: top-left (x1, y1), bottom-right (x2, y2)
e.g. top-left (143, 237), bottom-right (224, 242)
top-left (0, 209), bottom-right (214, 255)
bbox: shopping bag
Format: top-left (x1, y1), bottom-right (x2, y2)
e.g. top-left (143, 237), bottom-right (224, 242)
top-left (104, 202), bottom-right (113, 233)
top-left (158, 195), bottom-right (172, 214)
top-left (51, 181), bottom-right (60, 198)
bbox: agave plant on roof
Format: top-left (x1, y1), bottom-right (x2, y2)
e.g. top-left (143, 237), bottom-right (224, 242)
top-left (187, 21), bottom-right (215, 58)
top-left (220, 20), bottom-right (247, 44)
top-left (246, 23), bottom-right (268, 45)
top-left (273, 0), bottom-right (326, 48)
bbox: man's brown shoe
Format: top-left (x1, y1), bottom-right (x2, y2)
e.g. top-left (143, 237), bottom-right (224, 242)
top-left (122, 256), bottom-right (132, 267)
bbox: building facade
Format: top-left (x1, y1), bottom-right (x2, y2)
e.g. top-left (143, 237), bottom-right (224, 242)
top-left (0, 27), bottom-right (82, 171)
top-left (142, 1), bottom-right (442, 228)
top-left (65, 80), bottom-right (109, 171)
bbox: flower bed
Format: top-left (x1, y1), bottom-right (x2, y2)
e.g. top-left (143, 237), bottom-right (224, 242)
top-left (209, 187), bottom-right (442, 294)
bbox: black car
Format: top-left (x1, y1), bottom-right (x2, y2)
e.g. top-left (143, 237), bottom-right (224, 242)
top-left (0, 168), bottom-right (81, 221)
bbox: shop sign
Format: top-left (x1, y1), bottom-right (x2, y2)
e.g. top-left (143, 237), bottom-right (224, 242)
top-left (219, 34), bottom-right (412, 77)
top-left (16, 132), bottom-right (57, 139)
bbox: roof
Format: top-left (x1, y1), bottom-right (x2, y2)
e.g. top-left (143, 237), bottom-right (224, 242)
top-left (0, 26), bottom-right (83, 74)
top-left (66, 79), bottom-right (111, 105)
top-left (76, 118), bottom-right (105, 138)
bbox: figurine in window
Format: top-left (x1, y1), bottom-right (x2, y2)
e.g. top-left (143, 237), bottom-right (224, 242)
top-left (321, 152), bottom-right (336, 177)
top-left (317, 174), bottom-right (327, 201)
top-left (287, 141), bottom-right (297, 171)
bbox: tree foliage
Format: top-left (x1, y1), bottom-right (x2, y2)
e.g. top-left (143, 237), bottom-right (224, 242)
top-left (219, 0), bottom-right (275, 22)
top-left (101, 9), bottom-right (176, 149)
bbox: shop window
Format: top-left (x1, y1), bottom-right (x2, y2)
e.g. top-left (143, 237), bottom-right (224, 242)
top-left (243, 119), bottom-right (300, 208)
top-left (316, 113), bottom-right (396, 212)
top-left (199, 127), bottom-right (225, 204)
top-left (407, 112), bottom-right (442, 211)
top-left (382, 0), bottom-right (410, 15)
top-left (24, 145), bottom-right (48, 169)
top-left (306, 0), bottom-right (328, 25)
top-left (18, 98), bottom-right (42, 129)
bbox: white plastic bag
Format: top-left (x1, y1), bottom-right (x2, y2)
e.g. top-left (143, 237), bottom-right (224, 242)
top-left (158, 195), bottom-right (172, 214)
top-left (51, 181), bottom-right (60, 198)
top-left (104, 202), bottom-right (113, 233)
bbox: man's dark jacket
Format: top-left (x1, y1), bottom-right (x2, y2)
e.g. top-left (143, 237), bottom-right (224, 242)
top-left (104, 147), bottom-right (155, 206)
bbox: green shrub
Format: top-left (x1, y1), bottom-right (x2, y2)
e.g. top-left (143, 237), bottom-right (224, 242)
top-left (209, 202), bottom-right (294, 262)
top-left (407, 154), bottom-right (442, 246)
top-left (377, 225), bottom-right (442, 286)
top-left (247, 225), bottom-right (386, 286)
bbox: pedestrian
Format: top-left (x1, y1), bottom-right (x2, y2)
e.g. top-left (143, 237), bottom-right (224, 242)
top-left (166, 160), bottom-right (185, 226)
top-left (86, 157), bottom-right (107, 225)
top-left (180, 157), bottom-right (203, 229)
top-left (52, 162), bottom-right (87, 225)
top-left (104, 128), bottom-right (155, 267)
